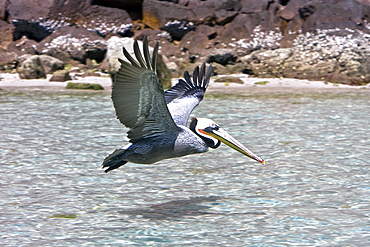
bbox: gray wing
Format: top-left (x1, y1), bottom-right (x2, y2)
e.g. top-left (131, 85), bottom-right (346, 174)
top-left (165, 63), bottom-right (212, 126)
top-left (112, 37), bottom-right (179, 143)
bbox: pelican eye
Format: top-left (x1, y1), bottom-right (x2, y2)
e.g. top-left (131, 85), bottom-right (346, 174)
top-left (212, 125), bottom-right (219, 131)
top-left (203, 125), bottom-right (219, 133)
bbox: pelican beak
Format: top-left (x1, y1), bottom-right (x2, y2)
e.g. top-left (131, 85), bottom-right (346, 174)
top-left (203, 127), bottom-right (265, 165)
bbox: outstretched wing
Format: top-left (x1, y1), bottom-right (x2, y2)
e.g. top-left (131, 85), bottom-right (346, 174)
top-left (112, 37), bottom-right (179, 143)
top-left (165, 63), bottom-right (212, 126)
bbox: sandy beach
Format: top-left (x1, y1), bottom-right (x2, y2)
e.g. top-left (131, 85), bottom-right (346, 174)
top-left (1, 73), bottom-right (369, 95)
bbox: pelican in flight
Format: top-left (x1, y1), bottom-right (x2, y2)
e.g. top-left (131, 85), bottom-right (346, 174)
top-left (102, 37), bottom-right (265, 172)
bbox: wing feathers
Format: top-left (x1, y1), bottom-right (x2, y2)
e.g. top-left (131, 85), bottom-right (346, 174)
top-left (193, 66), bottom-right (199, 85)
top-left (112, 38), bottom-right (179, 143)
top-left (184, 71), bottom-right (192, 87)
top-left (133, 40), bottom-right (147, 68)
top-left (164, 63), bottom-right (213, 126)
top-left (152, 42), bottom-right (158, 73)
top-left (204, 62), bottom-right (213, 88)
top-left (121, 48), bottom-right (140, 68)
top-left (165, 63), bottom-right (212, 104)
top-left (143, 37), bottom-right (152, 70)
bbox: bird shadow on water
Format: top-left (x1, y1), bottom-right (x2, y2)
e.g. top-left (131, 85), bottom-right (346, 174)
top-left (117, 196), bottom-right (221, 220)
top-left (116, 196), bottom-right (265, 220)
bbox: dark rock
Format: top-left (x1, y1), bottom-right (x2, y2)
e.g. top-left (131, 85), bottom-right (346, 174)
top-left (17, 55), bottom-right (46, 79)
top-left (49, 70), bottom-right (72, 82)
top-left (191, 6), bottom-right (215, 23)
top-left (193, 0), bottom-right (241, 24)
top-left (38, 55), bottom-right (64, 74)
top-left (278, 0), bottom-right (307, 20)
top-left (240, 0), bottom-right (277, 13)
top-left (279, 14), bottom-right (304, 48)
top-left (92, 0), bottom-right (143, 20)
top-left (12, 19), bottom-right (53, 42)
top-left (218, 14), bottom-right (258, 44)
top-left (213, 9), bottom-right (238, 25)
top-left (196, 25), bottom-right (218, 39)
top-left (161, 20), bottom-right (195, 41)
top-left (207, 62), bottom-right (230, 75)
top-left (143, 0), bottom-right (241, 31)
top-left (6, 36), bottom-right (38, 56)
top-left (207, 49), bottom-right (237, 66)
top-left (179, 30), bottom-right (209, 55)
top-left (203, 0), bottom-right (241, 24)
top-left (0, 21), bottom-right (15, 50)
top-left (6, 0), bottom-right (54, 21)
top-left (71, 5), bottom-right (133, 37)
top-left (134, 29), bottom-right (181, 57)
top-left (203, 0), bottom-right (242, 12)
top-left (134, 29), bottom-right (167, 42)
top-left (302, 2), bottom-right (358, 32)
top-left (6, 0), bottom-right (133, 42)
top-left (298, 0), bottom-right (320, 20)
top-left (143, 0), bottom-right (196, 30)
top-left (157, 39), bottom-right (181, 58)
top-left (0, 0), bottom-right (8, 20)
top-left (217, 11), bottom-right (281, 50)
top-left (37, 26), bottom-right (107, 64)
top-left (47, 1), bottom-right (133, 36)
top-left (0, 49), bottom-right (18, 70)
top-left (299, 0), bottom-right (370, 33)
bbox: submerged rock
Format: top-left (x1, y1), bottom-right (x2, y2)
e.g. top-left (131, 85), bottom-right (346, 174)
top-left (214, 76), bottom-right (244, 84)
top-left (66, 82), bottom-right (104, 90)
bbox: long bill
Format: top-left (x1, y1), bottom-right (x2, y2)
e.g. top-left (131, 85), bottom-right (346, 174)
top-left (205, 127), bottom-right (265, 165)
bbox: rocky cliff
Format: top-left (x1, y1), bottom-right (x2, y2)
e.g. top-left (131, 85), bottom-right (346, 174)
top-left (1, 0), bottom-right (370, 85)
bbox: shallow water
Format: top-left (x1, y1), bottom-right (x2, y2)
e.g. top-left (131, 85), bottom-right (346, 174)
top-left (1, 90), bottom-right (369, 246)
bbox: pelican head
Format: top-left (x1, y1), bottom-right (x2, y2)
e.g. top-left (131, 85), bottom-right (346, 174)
top-left (190, 118), bottom-right (265, 164)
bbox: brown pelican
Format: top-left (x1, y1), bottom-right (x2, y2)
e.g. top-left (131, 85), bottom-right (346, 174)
top-left (102, 37), bottom-right (265, 172)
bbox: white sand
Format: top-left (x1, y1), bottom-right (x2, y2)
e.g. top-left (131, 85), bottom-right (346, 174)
top-left (1, 73), bottom-right (369, 94)
top-left (0, 73), bottom-right (113, 91)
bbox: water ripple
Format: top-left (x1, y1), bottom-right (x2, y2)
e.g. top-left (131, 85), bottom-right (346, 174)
top-left (1, 91), bottom-right (369, 246)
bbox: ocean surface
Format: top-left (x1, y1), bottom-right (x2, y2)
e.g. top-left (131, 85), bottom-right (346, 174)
top-left (1, 89), bottom-right (369, 246)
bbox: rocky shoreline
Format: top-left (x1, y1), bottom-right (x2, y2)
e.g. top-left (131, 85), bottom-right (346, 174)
top-left (1, 0), bottom-right (370, 87)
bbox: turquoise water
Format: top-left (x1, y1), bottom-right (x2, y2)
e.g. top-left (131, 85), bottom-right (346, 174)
top-left (1, 90), bottom-right (369, 246)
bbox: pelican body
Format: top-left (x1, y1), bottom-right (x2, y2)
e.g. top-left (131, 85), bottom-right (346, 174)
top-left (102, 37), bottom-right (264, 172)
